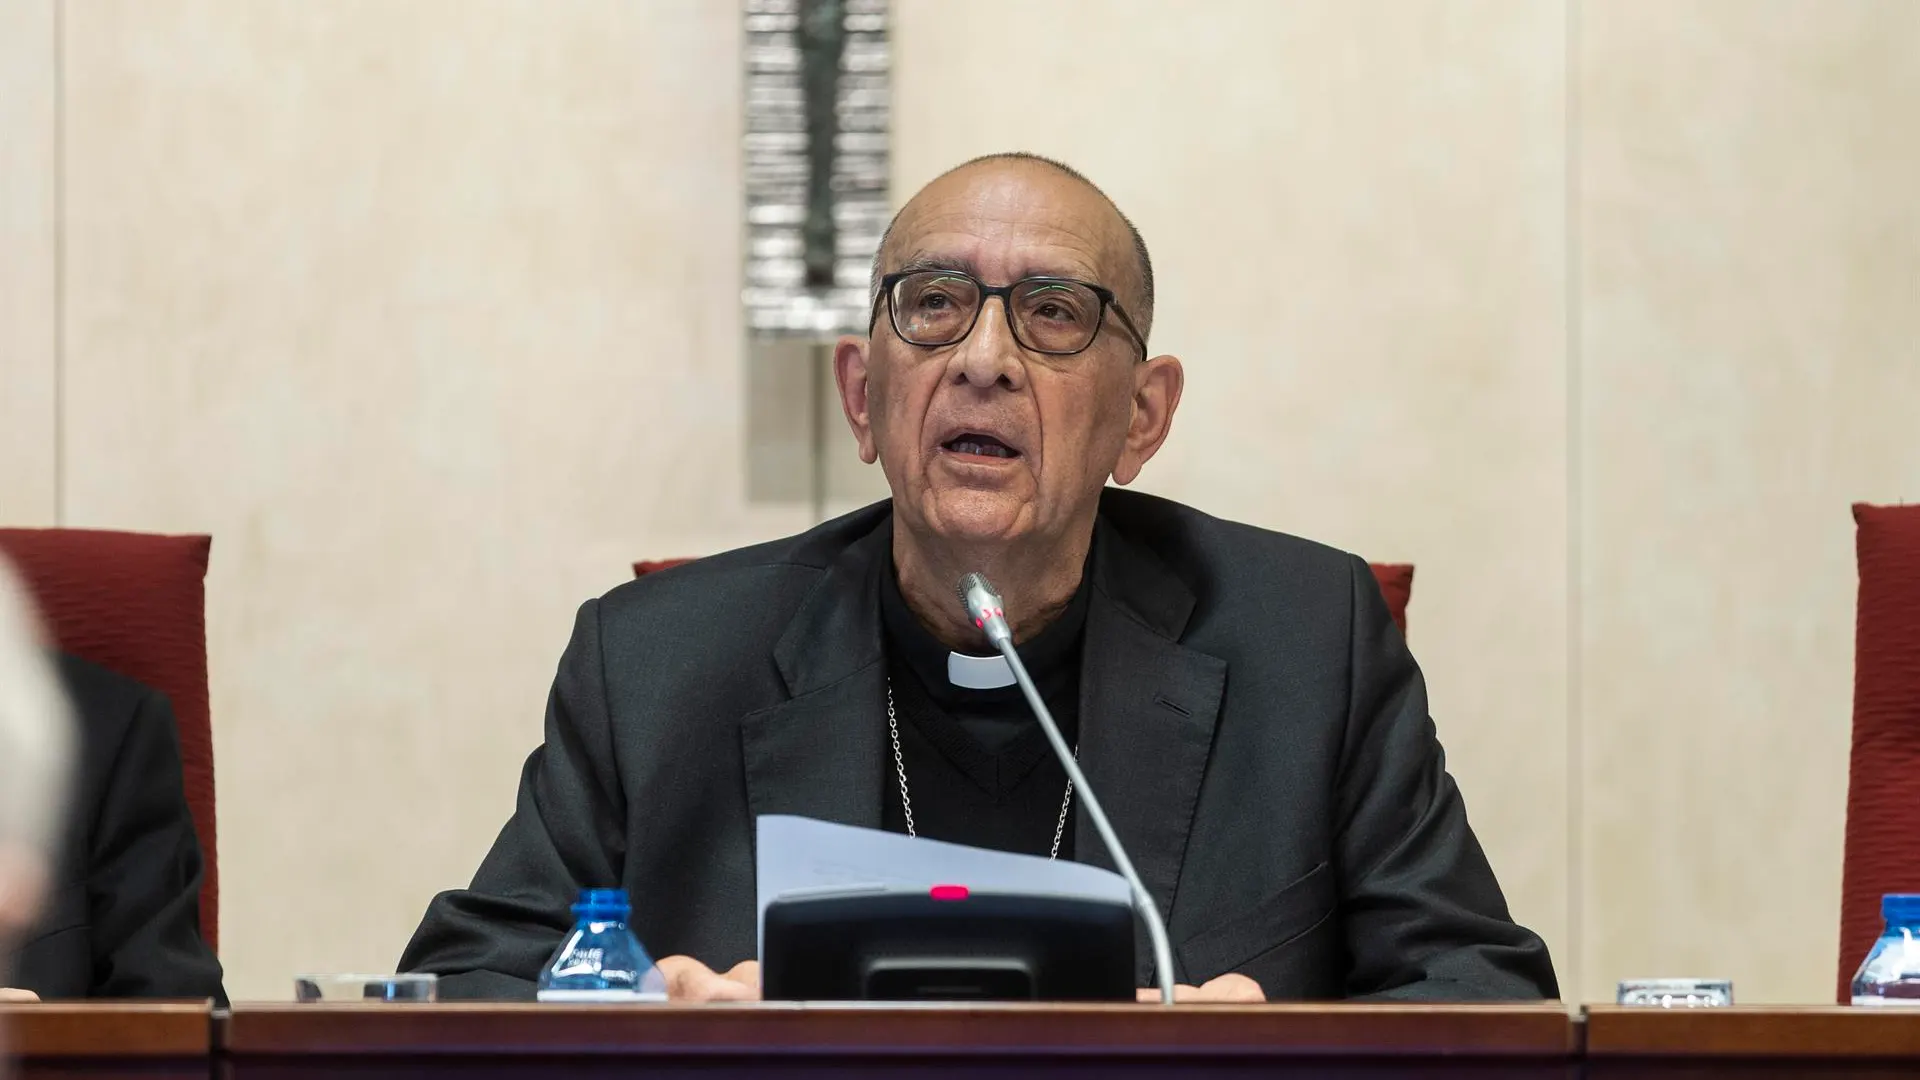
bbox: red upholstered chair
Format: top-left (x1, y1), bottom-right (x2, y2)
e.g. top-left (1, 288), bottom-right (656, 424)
top-left (635, 558), bottom-right (1417, 635)
top-left (0, 528), bottom-right (219, 952)
top-left (1370, 563), bottom-right (1414, 636)
top-left (1836, 502), bottom-right (1920, 1000)
top-left (631, 559), bottom-right (695, 579)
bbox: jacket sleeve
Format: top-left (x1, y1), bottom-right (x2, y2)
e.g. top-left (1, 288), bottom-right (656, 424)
top-left (1331, 555), bottom-right (1558, 1000)
top-left (86, 687), bottom-right (228, 1005)
top-left (398, 600), bottom-right (626, 1000)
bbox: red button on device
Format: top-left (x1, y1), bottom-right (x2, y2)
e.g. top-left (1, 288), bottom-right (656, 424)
top-left (929, 884), bottom-right (969, 901)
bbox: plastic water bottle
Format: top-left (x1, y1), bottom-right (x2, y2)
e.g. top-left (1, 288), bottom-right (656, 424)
top-left (536, 888), bottom-right (668, 1002)
top-left (1850, 894), bottom-right (1920, 1006)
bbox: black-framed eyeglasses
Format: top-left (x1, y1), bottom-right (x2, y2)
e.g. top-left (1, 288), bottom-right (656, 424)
top-left (870, 270), bottom-right (1149, 362)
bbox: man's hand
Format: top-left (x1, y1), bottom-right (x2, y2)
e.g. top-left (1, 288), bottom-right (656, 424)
top-left (0, 842), bottom-right (49, 941)
top-left (0, 988), bottom-right (41, 1003)
top-left (656, 956), bottom-right (761, 1002)
top-left (1136, 973), bottom-right (1265, 1003)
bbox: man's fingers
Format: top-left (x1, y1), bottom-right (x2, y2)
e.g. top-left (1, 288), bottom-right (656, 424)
top-left (1136, 974), bottom-right (1265, 1003)
top-left (1197, 972), bottom-right (1265, 1002)
top-left (723, 960), bottom-right (762, 989)
top-left (705, 972), bottom-right (760, 1001)
top-left (657, 955), bottom-right (723, 1002)
top-left (0, 844), bottom-right (49, 939)
top-left (657, 955), bottom-right (761, 1002)
top-left (0, 987), bottom-right (41, 1002)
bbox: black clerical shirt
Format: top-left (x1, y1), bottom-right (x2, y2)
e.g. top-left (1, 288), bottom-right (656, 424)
top-left (878, 560), bottom-right (1090, 859)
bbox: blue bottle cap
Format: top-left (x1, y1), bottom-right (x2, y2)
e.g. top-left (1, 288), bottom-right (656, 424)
top-left (572, 887), bottom-right (632, 922)
top-left (1882, 894), bottom-right (1920, 925)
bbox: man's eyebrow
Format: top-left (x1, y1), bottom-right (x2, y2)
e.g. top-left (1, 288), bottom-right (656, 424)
top-left (1014, 262), bottom-right (1103, 285)
top-left (891, 253), bottom-right (978, 277)
top-left (890, 252), bottom-right (1108, 285)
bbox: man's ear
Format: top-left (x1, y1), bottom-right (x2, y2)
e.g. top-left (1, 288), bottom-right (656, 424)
top-left (833, 335), bottom-right (879, 464)
top-left (1112, 354), bottom-right (1183, 486)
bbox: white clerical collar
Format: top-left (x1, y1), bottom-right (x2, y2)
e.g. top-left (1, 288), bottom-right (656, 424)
top-left (947, 651), bottom-right (1016, 690)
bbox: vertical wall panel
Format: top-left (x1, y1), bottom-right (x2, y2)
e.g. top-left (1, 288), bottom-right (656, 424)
top-left (0, 0), bottom-right (58, 525)
top-left (61, 0), bottom-right (801, 998)
top-left (1579, 0), bottom-right (1920, 1002)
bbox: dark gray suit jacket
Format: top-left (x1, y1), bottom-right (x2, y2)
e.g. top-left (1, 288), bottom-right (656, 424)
top-left (400, 490), bottom-right (1555, 1000)
top-left (10, 655), bottom-right (226, 1004)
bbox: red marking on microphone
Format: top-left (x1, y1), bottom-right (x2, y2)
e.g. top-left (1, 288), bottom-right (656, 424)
top-left (929, 884), bottom-right (969, 901)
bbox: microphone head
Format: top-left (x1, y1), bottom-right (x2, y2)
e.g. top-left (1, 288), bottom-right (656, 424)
top-left (954, 572), bottom-right (998, 608)
top-left (955, 573), bottom-right (1011, 646)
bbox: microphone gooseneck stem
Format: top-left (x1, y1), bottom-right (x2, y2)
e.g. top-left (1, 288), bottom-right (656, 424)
top-left (993, 637), bottom-right (1178, 1006)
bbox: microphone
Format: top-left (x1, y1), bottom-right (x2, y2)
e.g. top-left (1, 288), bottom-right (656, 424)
top-left (955, 572), bottom-right (1178, 1006)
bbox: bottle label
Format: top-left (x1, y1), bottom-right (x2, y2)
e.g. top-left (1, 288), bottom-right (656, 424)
top-left (536, 988), bottom-right (668, 1003)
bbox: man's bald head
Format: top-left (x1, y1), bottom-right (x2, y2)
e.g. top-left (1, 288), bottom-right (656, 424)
top-left (833, 152), bottom-right (1186, 622)
top-left (872, 152), bottom-right (1156, 340)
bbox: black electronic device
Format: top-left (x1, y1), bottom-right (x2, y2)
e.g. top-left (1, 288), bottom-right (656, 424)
top-left (760, 885), bottom-right (1135, 1001)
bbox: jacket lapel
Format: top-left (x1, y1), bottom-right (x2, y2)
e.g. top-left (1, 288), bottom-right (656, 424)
top-left (740, 518), bottom-right (891, 832)
top-left (1073, 517), bottom-right (1228, 982)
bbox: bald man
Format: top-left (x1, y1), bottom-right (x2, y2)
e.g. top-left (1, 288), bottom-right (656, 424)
top-left (400, 153), bottom-right (1556, 1003)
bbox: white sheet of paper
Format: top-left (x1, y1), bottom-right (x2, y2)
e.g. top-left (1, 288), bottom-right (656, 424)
top-left (754, 814), bottom-right (1132, 958)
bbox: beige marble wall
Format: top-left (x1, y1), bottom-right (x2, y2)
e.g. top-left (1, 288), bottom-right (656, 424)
top-left (0, 0), bottom-right (58, 525)
top-left (58, 0), bottom-right (806, 999)
top-left (893, 0), bottom-right (1575, 979)
top-left (1576, 0), bottom-right (1920, 1003)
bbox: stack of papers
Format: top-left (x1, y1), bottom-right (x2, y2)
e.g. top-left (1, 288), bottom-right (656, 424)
top-left (754, 815), bottom-right (1131, 957)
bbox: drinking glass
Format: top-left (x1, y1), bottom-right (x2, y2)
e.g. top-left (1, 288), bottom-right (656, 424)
top-left (1616, 978), bottom-right (1732, 1008)
top-left (293, 973), bottom-right (438, 1003)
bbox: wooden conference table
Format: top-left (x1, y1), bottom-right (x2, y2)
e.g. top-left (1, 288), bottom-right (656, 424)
top-left (7, 1001), bottom-right (1920, 1078)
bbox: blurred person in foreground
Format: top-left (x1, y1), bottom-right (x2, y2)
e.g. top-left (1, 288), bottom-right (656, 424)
top-left (0, 559), bottom-right (72, 1004)
top-left (0, 559), bottom-right (224, 1005)
top-left (402, 153), bottom-right (1557, 1003)
top-left (5, 654), bottom-right (226, 1004)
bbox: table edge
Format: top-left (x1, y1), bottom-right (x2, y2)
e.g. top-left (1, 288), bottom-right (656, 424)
top-left (219, 1002), bottom-right (1578, 1057)
top-left (3, 1001), bottom-right (214, 1058)
top-left (1584, 1004), bottom-right (1920, 1058)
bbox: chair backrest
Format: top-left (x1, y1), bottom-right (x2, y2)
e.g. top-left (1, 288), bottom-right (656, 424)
top-left (635, 558), bottom-right (1417, 634)
top-left (0, 528), bottom-right (219, 951)
top-left (1369, 563), bottom-right (1414, 636)
top-left (1837, 502), bottom-right (1920, 1000)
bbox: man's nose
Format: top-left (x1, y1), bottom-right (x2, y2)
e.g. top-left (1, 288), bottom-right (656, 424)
top-left (950, 296), bottom-right (1026, 390)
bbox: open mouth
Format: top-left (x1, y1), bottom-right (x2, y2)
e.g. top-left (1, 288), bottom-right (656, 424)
top-left (940, 433), bottom-right (1021, 460)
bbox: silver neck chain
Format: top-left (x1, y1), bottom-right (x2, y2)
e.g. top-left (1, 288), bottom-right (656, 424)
top-left (886, 678), bottom-right (1075, 860)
